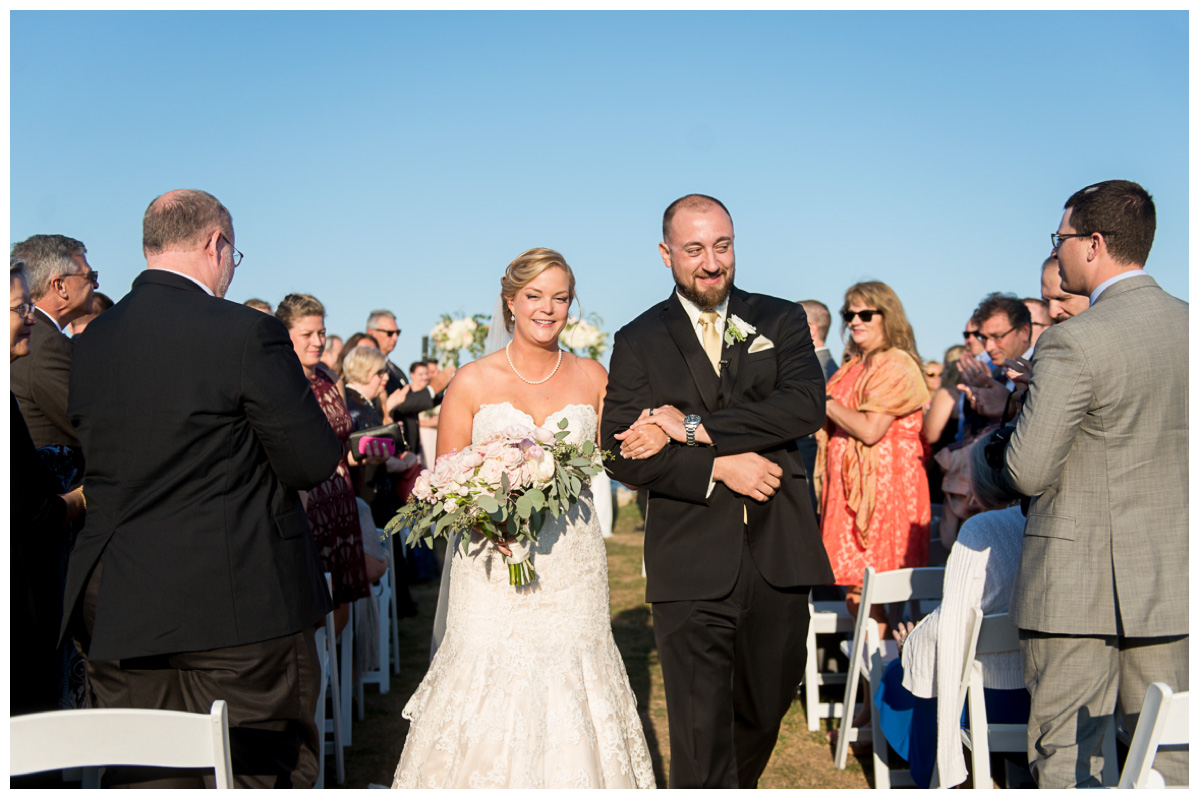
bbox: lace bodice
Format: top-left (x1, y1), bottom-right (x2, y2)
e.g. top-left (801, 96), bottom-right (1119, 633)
top-left (392, 399), bottom-right (654, 789)
top-left (471, 401), bottom-right (598, 447)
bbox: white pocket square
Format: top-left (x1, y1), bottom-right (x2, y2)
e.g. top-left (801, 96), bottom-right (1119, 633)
top-left (748, 335), bottom-right (774, 354)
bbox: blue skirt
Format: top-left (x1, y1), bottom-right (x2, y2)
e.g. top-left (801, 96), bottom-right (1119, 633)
top-left (874, 658), bottom-right (1030, 788)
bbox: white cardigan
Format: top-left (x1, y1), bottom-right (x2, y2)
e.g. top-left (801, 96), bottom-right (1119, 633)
top-left (900, 505), bottom-right (1026, 788)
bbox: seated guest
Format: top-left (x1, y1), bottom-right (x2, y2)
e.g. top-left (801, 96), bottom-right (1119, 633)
top-left (10, 260), bottom-right (86, 716)
top-left (277, 294), bottom-right (384, 634)
top-left (873, 438), bottom-right (1030, 788)
top-left (333, 331), bottom-right (377, 377)
top-left (343, 344), bottom-right (420, 618)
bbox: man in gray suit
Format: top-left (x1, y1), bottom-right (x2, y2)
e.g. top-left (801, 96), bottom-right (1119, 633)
top-left (1003, 180), bottom-right (1188, 787)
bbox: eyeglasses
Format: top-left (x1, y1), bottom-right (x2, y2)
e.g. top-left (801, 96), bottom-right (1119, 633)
top-left (10, 302), bottom-right (35, 318)
top-left (63, 270), bottom-right (99, 287)
top-left (371, 327), bottom-right (401, 338)
top-left (216, 233), bottom-right (243, 268)
top-left (963, 330), bottom-right (981, 340)
top-left (924, 369), bottom-right (942, 378)
top-left (841, 309), bottom-right (882, 323)
top-left (976, 325), bottom-right (1015, 344)
top-left (1051, 231), bottom-right (1115, 249)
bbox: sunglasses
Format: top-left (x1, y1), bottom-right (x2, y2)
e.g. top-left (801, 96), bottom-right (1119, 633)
top-left (842, 309), bottom-right (881, 323)
top-left (371, 327), bottom-right (401, 338)
top-left (924, 370), bottom-right (942, 378)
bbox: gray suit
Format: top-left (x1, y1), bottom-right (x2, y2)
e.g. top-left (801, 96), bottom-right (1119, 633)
top-left (1005, 274), bottom-right (1188, 787)
top-left (10, 307), bottom-right (80, 451)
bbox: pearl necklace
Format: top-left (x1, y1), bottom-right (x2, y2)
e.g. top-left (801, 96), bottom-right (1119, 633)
top-left (506, 342), bottom-right (562, 385)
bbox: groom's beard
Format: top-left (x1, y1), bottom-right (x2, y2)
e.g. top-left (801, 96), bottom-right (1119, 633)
top-left (676, 265), bottom-right (735, 310)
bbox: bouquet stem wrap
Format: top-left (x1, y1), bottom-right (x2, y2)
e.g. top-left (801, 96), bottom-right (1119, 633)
top-left (505, 539), bottom-right (535, 587)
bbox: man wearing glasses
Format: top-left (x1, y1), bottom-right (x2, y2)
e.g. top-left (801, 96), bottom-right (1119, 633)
top-left (62, 189), bottom-right (343, 787)
top-left (972, 292), bottom-right (1033, 390)
top-left (9, 235), bottom-right (97, 467)
top-left (1003, 180), bottom-right (1188, 787)
top-left (366, 309), bottom-right (454, 463)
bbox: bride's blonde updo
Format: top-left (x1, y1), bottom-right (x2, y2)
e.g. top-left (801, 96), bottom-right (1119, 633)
top-left (499, 247), bottom-right (577, 333)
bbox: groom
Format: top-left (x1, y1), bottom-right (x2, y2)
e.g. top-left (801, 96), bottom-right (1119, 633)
top-left (602, 194), bottom-right (834, 788)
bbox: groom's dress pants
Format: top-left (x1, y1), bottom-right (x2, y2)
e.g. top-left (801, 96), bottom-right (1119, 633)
top-left (652, 530), bottom-right (811, 788)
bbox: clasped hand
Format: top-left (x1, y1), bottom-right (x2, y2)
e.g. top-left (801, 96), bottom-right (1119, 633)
top-left (616, 405), bottom-right (781, 502)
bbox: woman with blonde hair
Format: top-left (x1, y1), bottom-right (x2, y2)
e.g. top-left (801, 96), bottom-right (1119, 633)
top-left (390, 248), bottom-right (654, 789)
top-left (816, 280), bottom-right (931, 651)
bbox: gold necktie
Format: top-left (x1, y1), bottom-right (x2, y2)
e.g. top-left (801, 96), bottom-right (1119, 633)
top-left (698, 310), bottom-right (721, 375)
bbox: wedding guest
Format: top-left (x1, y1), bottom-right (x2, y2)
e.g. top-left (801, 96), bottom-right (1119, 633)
top-left (1005, 180), bottom-right (1187, 787)
top-left (875, 439), bottom-right (1029, 788)
top-left (923, 345), bottom-right (965, 509)
top-left (1024, 298), bottom-right (1051, 347)
top-left (1040, 256), bottom-right (1090, 322)
top-left (342, 345), bottom-right (419, 617)
top-left (68, 291), bottom-right (113, 336)
top-left (63, 189), bottom-right (340, 788)
top-left (9, 234), bottom-right (96, 463)
top-left (922, 359), bottom-right (942, 396)
top-left (816, 281), bottom-right (930, 641)
top-left (243, 297), bottom-right (272, 314)
top-left (10, 260), bottom-right (86, 717)
top-left (333, 331), bottom-right (377, 377)
top-left (278, 293), bottom-right (381, 635)
top-left (321, 333), bottom-right (343, 371)
top-left (796, 299), bottom-right (837, 519)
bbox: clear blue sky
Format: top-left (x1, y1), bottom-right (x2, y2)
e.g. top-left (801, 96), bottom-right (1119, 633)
top-left (9, 10), bottom-right (1188, 369)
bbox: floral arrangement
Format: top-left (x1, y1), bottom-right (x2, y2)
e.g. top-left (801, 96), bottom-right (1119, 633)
top-left (384, 418), bottom-right (610, 586)
top-left (429, 313), bottom-right (490, 367)
top-left (559, 314), bottom-right (609, 361)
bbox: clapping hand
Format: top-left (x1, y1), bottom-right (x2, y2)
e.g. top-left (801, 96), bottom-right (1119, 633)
top-left (957, 353), bottom-right (993, 389)
top-left (1000, 357), bottom-right (1032, 386)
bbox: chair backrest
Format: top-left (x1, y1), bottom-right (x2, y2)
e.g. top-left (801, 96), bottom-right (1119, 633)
top-left (10, 700), bottom-right (233, 789)
top-left (1118, 682), bottom-right (1190, 789)
top-left (856, 565), bottom-right (945, 652)
top-left (953, 610), bottom-right (1019, 713)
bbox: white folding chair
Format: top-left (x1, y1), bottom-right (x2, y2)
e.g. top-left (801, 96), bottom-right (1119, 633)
top-left (804, 594), bottom-right (854, 731)
top-left (337, 602), bottom-right (354, 748)
top-left (314, 575), bottom-right (345, 788)
top-left (357, 530), bottom-right (395, 713)
top-left (834, 565), bottom-right (945, 789)
top-left (1117, 682), bottom-right (1189, 789)
top-left (10, 700), bottom-right (233, 789)
top-left (951, 610), bottom-right (1027, 789)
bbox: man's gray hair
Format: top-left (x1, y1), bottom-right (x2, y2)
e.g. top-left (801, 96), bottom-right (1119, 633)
top-left (10, 234), bottom-right (87, 301)
top-left (366, 309), bottom-right (396, 329)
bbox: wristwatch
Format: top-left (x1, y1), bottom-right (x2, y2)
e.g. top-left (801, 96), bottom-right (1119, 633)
top-left (684, 414), bottom-right (702, 447)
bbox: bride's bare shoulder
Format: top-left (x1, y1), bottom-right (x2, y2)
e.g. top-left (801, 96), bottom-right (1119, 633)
top-left (443, 354), bottom-right (506, 402)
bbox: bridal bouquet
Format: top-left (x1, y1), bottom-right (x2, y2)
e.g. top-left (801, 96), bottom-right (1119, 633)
top-left (384, 418), bottom-right (610, 586)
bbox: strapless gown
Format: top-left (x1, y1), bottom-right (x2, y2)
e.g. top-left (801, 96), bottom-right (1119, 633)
top-left (391, 402), bottom-right (655, 789)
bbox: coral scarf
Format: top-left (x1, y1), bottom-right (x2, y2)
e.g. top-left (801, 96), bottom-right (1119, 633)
top-left (815, 349), bottom-right (929, 546)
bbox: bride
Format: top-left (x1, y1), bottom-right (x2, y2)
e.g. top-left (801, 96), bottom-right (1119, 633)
top-left (390, 248), bottom-right (656, 789)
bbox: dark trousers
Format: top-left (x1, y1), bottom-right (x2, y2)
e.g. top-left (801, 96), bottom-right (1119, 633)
top-left (75, 559), bottom-right (322, 788)
top-left (652, 532), bottom-right (811, 788)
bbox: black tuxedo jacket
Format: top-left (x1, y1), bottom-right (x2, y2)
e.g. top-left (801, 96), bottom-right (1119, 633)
top-left (602, 288), bottom-right (834, 603)
top-left (10, 307), bottom-right (81, 450)
top-left (61, 270), bottom-right (343, 660)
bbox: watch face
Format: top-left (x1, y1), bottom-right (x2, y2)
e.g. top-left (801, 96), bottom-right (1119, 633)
top-left (684, 415), bottom-right (701, 426)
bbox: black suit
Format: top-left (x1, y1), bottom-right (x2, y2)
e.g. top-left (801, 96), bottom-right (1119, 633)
top-left (10, 307), bottom-right (81, 451)
top-left (602, 288), bottom-right (834, 787)
top-left (62, 270), bottom-right (342, 787)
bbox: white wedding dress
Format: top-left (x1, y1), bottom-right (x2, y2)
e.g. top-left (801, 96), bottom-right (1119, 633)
top-left (391, 402), bottom-right (656, 789)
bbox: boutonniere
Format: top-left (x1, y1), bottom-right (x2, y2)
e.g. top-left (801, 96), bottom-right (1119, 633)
top-left (724, 314), bottom-right (757, 346)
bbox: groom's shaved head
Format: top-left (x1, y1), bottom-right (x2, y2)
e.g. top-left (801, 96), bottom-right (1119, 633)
top-left (662, 194), bottom-right (733, 243)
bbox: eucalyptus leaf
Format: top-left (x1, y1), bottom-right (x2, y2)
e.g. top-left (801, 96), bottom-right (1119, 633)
top-left (477, 494), bottom-right (499, 514)
top-left (554, 431), bottom-right (570, 441)
top-left (526, 488), bottom-right (546, 509)
top-left (557, 418), bottom-right (569, 430)
top-left (581, 440), bottom-right (595, 455)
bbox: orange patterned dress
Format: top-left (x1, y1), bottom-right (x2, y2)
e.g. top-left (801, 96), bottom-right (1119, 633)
top-left (816, 349), bottom-right (930, 586)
